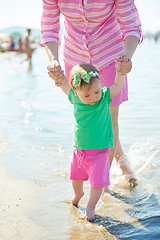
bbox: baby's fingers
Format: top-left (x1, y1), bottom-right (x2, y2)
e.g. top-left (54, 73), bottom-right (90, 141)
top-left (48, 69), bottom-right (64, 79)
top-left (115, 60), bottom-right (132, 74)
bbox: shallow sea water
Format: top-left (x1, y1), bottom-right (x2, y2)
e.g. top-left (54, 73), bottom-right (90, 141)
top-left (0, 39), bottom-right (160, 239)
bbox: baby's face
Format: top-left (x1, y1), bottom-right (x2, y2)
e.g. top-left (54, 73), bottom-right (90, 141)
top-left (75, 79), bottom-right (102, 105)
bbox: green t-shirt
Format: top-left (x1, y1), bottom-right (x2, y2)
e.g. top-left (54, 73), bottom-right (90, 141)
top-left (68, 87), bottom-right (114, 150)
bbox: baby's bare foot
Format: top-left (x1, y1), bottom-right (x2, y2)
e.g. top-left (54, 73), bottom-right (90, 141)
top-left (82, 206), bottom-right (95, 222)
top-left (71, 192), bottom-right (84, 207)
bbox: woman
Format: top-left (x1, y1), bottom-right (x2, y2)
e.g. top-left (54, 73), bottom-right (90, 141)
top-left (40, 0), bottom-right (142, 189)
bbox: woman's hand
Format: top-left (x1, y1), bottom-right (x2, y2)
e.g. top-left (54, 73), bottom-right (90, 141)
top-left (47, 60), bottom-right (65, 86)
top-left (115, 52), bottom-right (132, 75)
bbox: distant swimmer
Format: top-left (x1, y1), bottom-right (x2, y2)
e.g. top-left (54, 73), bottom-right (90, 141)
top-left (23, 28), bottom-right (34, 64)
top-left (6, 28), bottom-right (35, 66)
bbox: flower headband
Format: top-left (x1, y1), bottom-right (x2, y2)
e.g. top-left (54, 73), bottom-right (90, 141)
top-left (72, 70), bottom-right (100, 88)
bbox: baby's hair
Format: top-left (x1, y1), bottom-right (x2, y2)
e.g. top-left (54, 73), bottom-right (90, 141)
top-left (69, 63), bottom-right (100, 89)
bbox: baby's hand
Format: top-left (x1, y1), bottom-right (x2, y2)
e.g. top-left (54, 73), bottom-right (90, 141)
top-left (116, 52), bottom-right (132, 75)
top-left (47, 60), bottom-right (65, 86)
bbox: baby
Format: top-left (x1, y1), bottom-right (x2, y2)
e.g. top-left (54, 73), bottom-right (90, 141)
top-left (48, 63), bottom-right (125, 222)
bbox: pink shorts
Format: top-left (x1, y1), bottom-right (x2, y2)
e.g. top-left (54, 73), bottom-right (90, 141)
top-left (70, 148), bottom-right (110, 188)
top-left (65, 61), bottom-right (128, 106)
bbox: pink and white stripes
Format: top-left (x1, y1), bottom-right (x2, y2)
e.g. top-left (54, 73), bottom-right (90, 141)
top-left (41, 0), bottom-right (142, 70)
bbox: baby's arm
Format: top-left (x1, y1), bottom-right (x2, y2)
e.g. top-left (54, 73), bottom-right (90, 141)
top-left (47, 62), bottom-right (71, 96)
top-left (59, 76), bottom-right (71, 96)
top-left (110, 72), bottom-right (125, 99)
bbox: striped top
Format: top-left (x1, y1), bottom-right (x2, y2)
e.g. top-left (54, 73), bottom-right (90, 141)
top-left (41, 0), bottom-right (142, 70)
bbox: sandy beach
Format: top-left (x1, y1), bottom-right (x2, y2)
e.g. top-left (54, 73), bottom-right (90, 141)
top-left (0, 130), bottom-right (44, 240)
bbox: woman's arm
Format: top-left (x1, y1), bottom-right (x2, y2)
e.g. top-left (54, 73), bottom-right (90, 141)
top-left (45, 42), bottom-right (65, 86)
top-left (110, 72), bottom-right (125, 99)
top-left (115, 0), bottom-right (142, 44)
top-left (123, 36), bottom-right (139, 60)
top-left (116, 36), bottom-right (139, 74)
top-left (41, 0), bottom-right (61, 64)
top-left (45, 41), bottom-right (59, 64)
top-left (60, 78), bottom-right (71, 96)
top-left (41, 0), bottom-right (60, 47)
top-left (115, 0), bottom-right (142, 74)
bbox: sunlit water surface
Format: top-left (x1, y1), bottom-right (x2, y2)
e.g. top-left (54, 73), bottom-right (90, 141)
top-left (0, 39), bottom-right (160, 239)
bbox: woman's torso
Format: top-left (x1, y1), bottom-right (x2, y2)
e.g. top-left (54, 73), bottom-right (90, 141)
top-left (41, 0), bottom-right (142, 70)
top-left (59, 0), bottom-right (123, 69)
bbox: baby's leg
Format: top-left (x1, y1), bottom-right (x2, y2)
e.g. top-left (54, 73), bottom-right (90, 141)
top-left (83, 187), bottom-right (103, 222)
top-left (71, 180), bottom-right (84, 207)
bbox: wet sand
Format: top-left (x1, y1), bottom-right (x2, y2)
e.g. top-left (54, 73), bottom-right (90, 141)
top-left (0, 130), bottom-right (44, 240)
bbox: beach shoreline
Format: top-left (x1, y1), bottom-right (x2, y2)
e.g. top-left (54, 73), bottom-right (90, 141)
top-left (0, 51), bottom-right (16, 59)
top-left (0, 130), bottom-right (44, 240)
